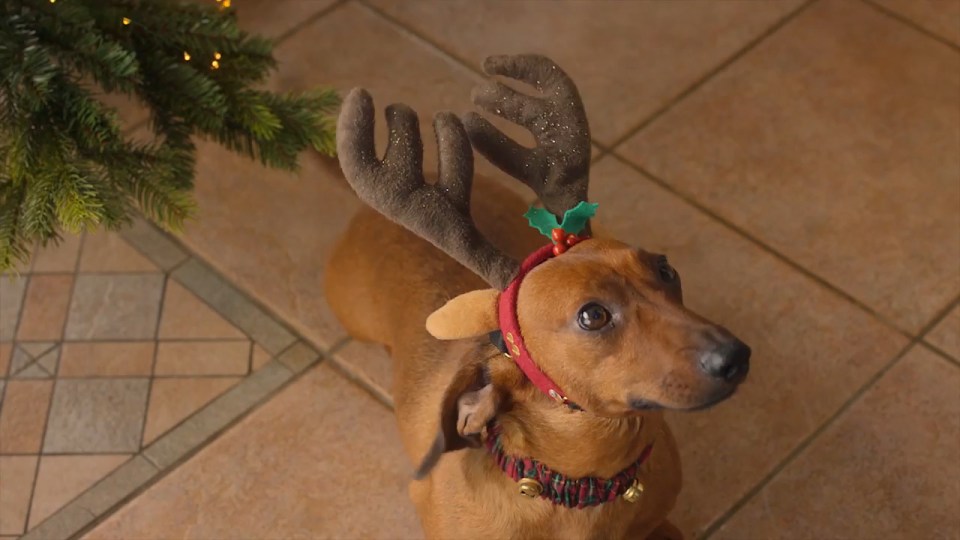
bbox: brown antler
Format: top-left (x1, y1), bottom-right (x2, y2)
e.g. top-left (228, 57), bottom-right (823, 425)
top-left (463, 54), bottom-right (592, 227)
top-left (336, 88), bottom-right (520, 290)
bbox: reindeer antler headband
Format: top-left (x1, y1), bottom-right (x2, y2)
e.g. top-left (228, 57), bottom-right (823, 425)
top-left (337, 54), bottom-right (595, 409)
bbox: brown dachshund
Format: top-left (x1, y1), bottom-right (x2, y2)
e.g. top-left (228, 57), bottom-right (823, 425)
top-left (326, 54), bottom-right (750, 540)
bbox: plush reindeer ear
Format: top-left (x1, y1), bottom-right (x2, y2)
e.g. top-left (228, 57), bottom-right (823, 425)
top-left (414, 361), bottom-right (503, 480)
top-left (426, 289), bottom-right (499, 340)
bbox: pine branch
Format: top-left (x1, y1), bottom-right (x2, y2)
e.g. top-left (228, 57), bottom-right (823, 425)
top-left (0, 0), bottom-right (340, 271)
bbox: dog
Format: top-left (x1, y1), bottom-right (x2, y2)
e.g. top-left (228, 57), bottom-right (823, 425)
top-left (325, 54), bottom-right (750, 540)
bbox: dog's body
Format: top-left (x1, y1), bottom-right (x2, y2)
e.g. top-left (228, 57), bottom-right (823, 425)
top-left (326, 54), bottom-right (748, 540)
top-left (327, 178), bottom-right (683, 539)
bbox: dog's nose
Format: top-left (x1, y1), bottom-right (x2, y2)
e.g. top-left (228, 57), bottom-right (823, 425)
top-left (699, 339), bottom-right (751, 383)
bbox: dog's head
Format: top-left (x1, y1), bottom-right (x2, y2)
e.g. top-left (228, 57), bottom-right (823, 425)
top-left (427, 237), bottom-right (750, 417)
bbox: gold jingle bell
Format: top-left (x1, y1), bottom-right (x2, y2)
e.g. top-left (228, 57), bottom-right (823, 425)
top-left (622, 478), bottom-right (644, 503)
top-left (518, 478), bottom-right (543, 498)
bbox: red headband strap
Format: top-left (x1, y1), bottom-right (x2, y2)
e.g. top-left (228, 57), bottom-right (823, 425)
top-left (497, 243), bottom-right (574, 407)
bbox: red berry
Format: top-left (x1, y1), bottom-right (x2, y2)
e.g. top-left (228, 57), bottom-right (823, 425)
top-left (551, 228), bottom-right (565, 243)
top-left (565, 234), bottom-right (580, 247)
top-left (552, 244), bottom-right (567, 256)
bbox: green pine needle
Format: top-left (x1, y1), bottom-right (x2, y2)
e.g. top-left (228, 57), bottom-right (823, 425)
top-left (0, 0), bottom-right (340, 271)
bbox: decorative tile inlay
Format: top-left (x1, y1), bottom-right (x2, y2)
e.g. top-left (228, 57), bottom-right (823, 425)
top-left (78, 232), bottom-right (159, 273)
top-left (44, 379), bottom-right (150, 453)
top-left (65, 275), bottom-right (165, 340)
top-left (158, 281), bottom-right (245, 340)
top-left (0, 277), bottom-right (27, 341)
top-left (142, 377), bottom-right (241, 445)
top-left (0, 380), bottom-right (54, 454)
top-left (58, 342), bottom-right (155, 378)
top-left (154, 341), bottom-right (251, 376)
top-left (17, 275), bottom-right (73, 341)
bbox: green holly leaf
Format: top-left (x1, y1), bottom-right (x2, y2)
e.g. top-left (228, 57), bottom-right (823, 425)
top-left (559, 202), bottom-right (599, 235)
top-left (523, 207), bottom-right (561, 238)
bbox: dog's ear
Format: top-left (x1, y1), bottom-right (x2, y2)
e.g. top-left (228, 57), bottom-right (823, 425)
top-left (414, 361), bottom-right (503, 480)
top-left (426, 288), bottom-right (499, 340)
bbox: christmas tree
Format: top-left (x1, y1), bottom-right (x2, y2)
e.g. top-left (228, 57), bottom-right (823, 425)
top-left (0, 0), bottom-right (339, 271)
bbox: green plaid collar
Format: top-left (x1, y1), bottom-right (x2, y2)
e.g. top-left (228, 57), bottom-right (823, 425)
top-left (484, 423), bottom-right (654, 509)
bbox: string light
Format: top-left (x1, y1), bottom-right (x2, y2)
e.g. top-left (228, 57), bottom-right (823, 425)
top-left (51, 0), bottom-right (229, 72)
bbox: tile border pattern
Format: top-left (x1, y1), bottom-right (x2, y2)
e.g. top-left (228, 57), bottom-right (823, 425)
top-left (19, 216), bottom-right (351, 540)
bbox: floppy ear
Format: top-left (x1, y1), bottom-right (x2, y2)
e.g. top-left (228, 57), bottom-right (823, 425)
top-left (426, 288), bottom-right (499, 340)
top-left (414, 361), bottom-right (504, 480)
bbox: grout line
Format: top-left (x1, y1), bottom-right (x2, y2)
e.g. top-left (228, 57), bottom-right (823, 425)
top-left (28, 271), bottom-right (164, 277)
top-left (247, 339), bottom-right (254, 375)
top-left (860, 0), bottom-right (960, 53)
top-left (612, 154), bottom-right (919, 340)
top-left (923, 341), bottom-right (960, 369)
top-left (53, 337), bottom-right (251, 344)
top-left (605, 0), bottom-right (818, 151)
top-left (136, 273), bottom-right (170, 452)
top-left (701, 291), bottom-right (960, 537)
top-left (356, 0), bottom-right (488, 84)
top-left (273, 0), bottom-right (350, 45)
top-left (21, 232), bottom-right (86, 535)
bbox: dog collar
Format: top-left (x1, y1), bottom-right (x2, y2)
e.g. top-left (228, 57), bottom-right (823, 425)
top-left (492, 202), bottom-right (599, 411)
top-left (485, 422), bottom-right (653, 508)
top-left (494, 242), bottom-right (583, 410)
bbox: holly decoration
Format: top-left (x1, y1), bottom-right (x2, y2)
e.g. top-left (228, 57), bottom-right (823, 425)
top-left (524, 201), bottom-right (599, 255)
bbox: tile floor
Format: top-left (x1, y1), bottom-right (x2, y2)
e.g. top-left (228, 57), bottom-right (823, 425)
top-left (1, 0), bottom-right (959, 539)
top-left (0, 226), bottom-right (295, 538)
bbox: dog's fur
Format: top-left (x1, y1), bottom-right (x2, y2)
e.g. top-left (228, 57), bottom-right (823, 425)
top-left (326, 54), bottom-right (748, 540)
top-left (327, 174), bottom-right (742, 539)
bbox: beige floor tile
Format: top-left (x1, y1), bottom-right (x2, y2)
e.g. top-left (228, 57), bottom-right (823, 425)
top-left (31, 233), bottom-right (83, 273)
top-left (174, 3), bottom-right (539, 351)
top-left (716, 346), bottom-right (960, 539)
top-left (589, 157), bottom-right (909, 535)
top-left (618, 0), bottom-right (960, 333)
top-left (0, 276), bottom-right (27, 341)
top-left (43, 379), bottom-right (150, 453)
top-left (267, 3), bottom-right (537, 197)
top-left (77, 232), bottom-right (158, 273)
top-left (154, 341), bottom-right (250, 376)
top-left (59, 342), bottom-right (156, 377)
top-left (235, 0), bottom-right (339, 39)
top-left (84, 364), bottom-right (420, 540)
top-left (65, 274), bottom-right (165, 340)
top-left (368, 0), bottom-right (803, 144)
top-left (0, 342), bottom-right (10, 377)
top-left (158, 281), bottom-right (245, 340)
top-left (29, 454), bottom-right (130, 529)
top-left (331, 340), bottom-right (393, 398)
top-left (927, 304), bottom-right (959, 360)
top-left (0, 456), bottom-right (38, 535)
top-left (0, 380), bottom-right (54, 454)
top-left (872, 0), bottom-right (960, 45)
top-left (17, 275), bottom-right (74, 341)
top-left (142, 377), bottom-right (241, 445)
top-left (175, 140), bottom-right (360, 349)
top-left (250, 344), bottom-right (271, 372)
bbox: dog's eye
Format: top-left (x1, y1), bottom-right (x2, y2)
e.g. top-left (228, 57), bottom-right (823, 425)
top-left (577, 303), bottom-right (611, 331)
top-left (657, 256), bottom-right (678, 283)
